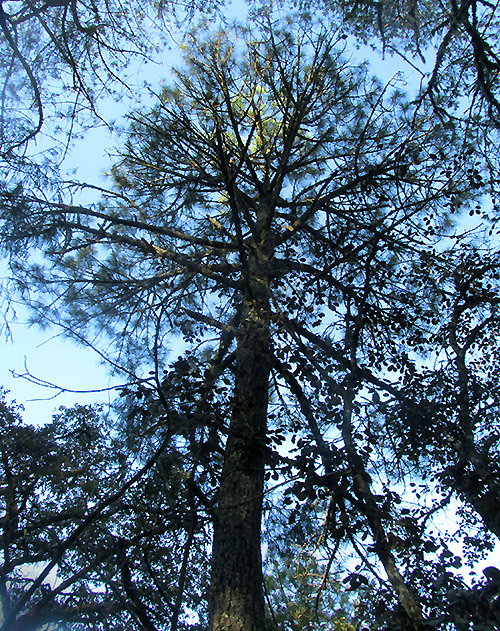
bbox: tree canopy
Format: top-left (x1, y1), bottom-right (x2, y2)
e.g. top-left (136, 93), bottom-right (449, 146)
top-left (0, 4), bottom-right (500, 631)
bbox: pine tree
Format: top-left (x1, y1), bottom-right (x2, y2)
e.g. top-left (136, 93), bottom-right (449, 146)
top-left (1, 9), bottom-right (497, 631)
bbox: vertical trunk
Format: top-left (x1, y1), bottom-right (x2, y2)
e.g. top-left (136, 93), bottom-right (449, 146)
top-left (342, 391), bottom-right (427, 630)
top-left (209, 287), bottom-right (271, 631)
top-left (449, 329), bottom-right (500, 541)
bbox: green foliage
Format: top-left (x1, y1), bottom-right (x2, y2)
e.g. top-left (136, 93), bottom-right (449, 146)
top-left (265, 553), bottom-right (358, 631)
top-left (0, 0), bottom-right (225, 157)
top-left (0, 391), bottom-right (213, 630)
top-left (308, 0), bottom-right (500, 129)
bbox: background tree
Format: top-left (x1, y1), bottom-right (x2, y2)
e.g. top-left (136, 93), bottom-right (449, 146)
top-left (317, 0), bottom-right (500, 125)
top-left (0, 0), bottom-right (223, 154)
top-left (0, 390), bottom-right (216, 631)
top-left (263, 505), bottom-right (361, 631)
top-left (0, 394), bottom-right (127, 629)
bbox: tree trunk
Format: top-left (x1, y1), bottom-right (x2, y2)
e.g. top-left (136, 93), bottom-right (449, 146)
top-left (209, 284), bottom-right (271, 631)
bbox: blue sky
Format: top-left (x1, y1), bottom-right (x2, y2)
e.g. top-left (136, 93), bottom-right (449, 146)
top-left (1, 309), bottom-right (118, 422)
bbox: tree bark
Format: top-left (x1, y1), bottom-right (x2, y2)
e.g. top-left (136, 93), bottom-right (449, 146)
top-left (209, 274), bottom-right (271, 631)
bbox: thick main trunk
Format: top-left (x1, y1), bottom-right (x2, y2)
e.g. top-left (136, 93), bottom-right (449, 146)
top-left (209, 293), bottom-right (271, 631)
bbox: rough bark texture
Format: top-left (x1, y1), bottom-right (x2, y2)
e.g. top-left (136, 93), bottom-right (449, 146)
top-left (209, 263), bottom-right (271, 631)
